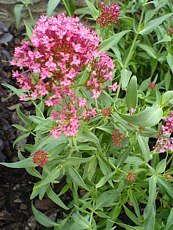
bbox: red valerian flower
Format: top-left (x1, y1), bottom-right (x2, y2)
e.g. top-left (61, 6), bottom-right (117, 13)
top-left (33, 150), bottom-right (48, 167)
top-left (101, 108), bottom-right (111, 117)
top-left (112, 128), bottom-right (126, 147)
top-left (154, 111), bottom-right (173, 153)
top-left (126, 172), bottom-right (137, 181)
top-left (97, 2), bottom-right (120, 27)
top-left (11, 14), bottom-right (116, 138)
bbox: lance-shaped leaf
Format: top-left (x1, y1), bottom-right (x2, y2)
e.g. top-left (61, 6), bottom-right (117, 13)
top-left (62, 0), bottom-right (76, 16)
top-left (117, 104), bottom-right (163, 127)
top-left (68, 167), bottom-right (90, 191)
top-left (138, 44), bottom-right (157, 59)
top-left (143, 176), bottom-right (157, 230)
top-left (139, 13), bottom-right (173, 35)
top-left (126, 75), bottom-right (138, 110)
top-left (32, 204), bottom-right (59, 227)
top-left (137, 135), bottom-right (151, 162)
top-left (99, 30), bottom-right (130, 52)
top-left (166, 53), bottom-right (173, 74)
top-left (120, 69), bottom-right (132, 89)
top-left (47, 0), bottom-right (61, 17)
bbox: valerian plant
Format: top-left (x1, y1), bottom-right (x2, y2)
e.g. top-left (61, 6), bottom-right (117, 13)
top-left (1, 0), bottom-right (173, 229)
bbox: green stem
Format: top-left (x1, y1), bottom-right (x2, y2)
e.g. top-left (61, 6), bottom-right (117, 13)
top-left (27, 6), bottom-right (35, 26)
top-left (123, 7), bottom-right (145, 69)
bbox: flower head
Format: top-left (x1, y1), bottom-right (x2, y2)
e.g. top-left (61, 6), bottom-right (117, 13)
top-left (11, 14), bottom-right (115, 138)
top-left (126, 172), bottom-right (137, 181)
top-left (97, 2), bottom-right (120, 27)
top-left (33, 150), bottom-right (48, 167)
top-left (154, 111), bottom-right (173, 153)
top-left (112, 128), bottom-right (126, 147)
top-left (101, 108), bottom-right (111, 117)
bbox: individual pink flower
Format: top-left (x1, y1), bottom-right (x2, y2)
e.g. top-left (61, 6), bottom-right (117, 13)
top-left (130, 108), bottom-right (136, 115)
top-left (92, 90), bottom-right (101, 99)
top-left (108, 82), bottom-right (119, 91)
top-left (79, 98), bottom-right (87, 108)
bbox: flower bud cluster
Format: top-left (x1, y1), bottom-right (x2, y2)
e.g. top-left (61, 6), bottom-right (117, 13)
top-left (112, 128), bottom-right (125, 147)
top-left (11, 14), bottom-right (115, 138)
top-left (97, 2), bottom-right (120, 27)
top-left (33, 150), bottom-right (48, 167)
top-left (154, 111), bottom-right (173, 153)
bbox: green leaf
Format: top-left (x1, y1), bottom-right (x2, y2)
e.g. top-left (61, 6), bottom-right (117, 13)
top-left (62, 0), bottom-right (76, 16)
top-left (1, 82), bottom-right (24, 98)
top-left (65, 156), bottom-right (95, 166)
top-left (32, 204), bottom-right (59, 227)
top-left (47, 187), bottom-right (69, 210)
top-left (23, 20), bottom-right (33, 40)
top-left (124, 205), bottom-right (141, 226)
top-left (36, 135), bottom-right (68, 152)
top-left (29, 115), bottom-right (45, 124)
top-left (157, 177), bottom-right (173, 199)
top-left (95, 182), bottom-right (124, 210)
top-left (164, 71), bottom-right (171, 91)
top-left (98, 157), bottom-right (112, 176)
top-left (139, 13), bottom-right (173, 35)
top-left (37, 167), bottom-right (61, 188)
top-left (13, 132), bottom-right (30, 147)
top-left (96, 172), bottom-right (115, 188)
top-left (77, 129), bottom-right (102, 152)
top-left (139, 78), bottom-right (151, 92)
top-left (129, 190), bottom-right (140, 218)
top-left (126, 75), bottom-right (138, 110)
top-left (16, 106), bottom-right (31, 125)
top-left (14, 4), bottom-right (24, 28)
top-left (117, 104), bottom-right (163, 127)
top-left (161, 91), bottom-right (173, 107)
top-left (46, 0), bottom-right (61, 17)
top-left (99, 30), bottom-right (130, 52)
top-left (1, 157), bottom-right (35, 168)
top-left (115, 222), bottom-right (142, 230)
top-left (12, 124), bottom-right (27, 132)
top-left (166, 53), bottom-right (173, 74)
top-left (85, 0), bottom-right (99, 19)
top-left (77, 145), bottom-right (97, 151)
top-left (138, 44), bottom-right (157, 59)
top-left (155, 35), bottom-right (171, 44)
top-left (165, 208), bottom-right (173, 230)
top-left (125, 156), bottom-right (144, 165)
top-left (144, 176), bottom-right (157, 230)
top-left (156, 158), bottom-right (166, 174)
top-left (120, 69), bottom-right (132, 89)
top-left (116, 147), bottom-right (131, 167)
top-left (68, 167), bottom-right (90, 191)
top-left (137, 135), bottom-right (151, 163)
top-left (84, 156), bottom-right (97, 181)
top-left (73, 213), bottom-right (92, 229)
top-left (96, 126), bottom-right (114, 134)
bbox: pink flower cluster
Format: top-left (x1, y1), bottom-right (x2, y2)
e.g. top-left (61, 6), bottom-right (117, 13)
top-left (11, 14), bottom-right (115, 138)
top-left (154, 111), bottom-right (173, 153)
top-left (97, 2), bottom-right (120, 27)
